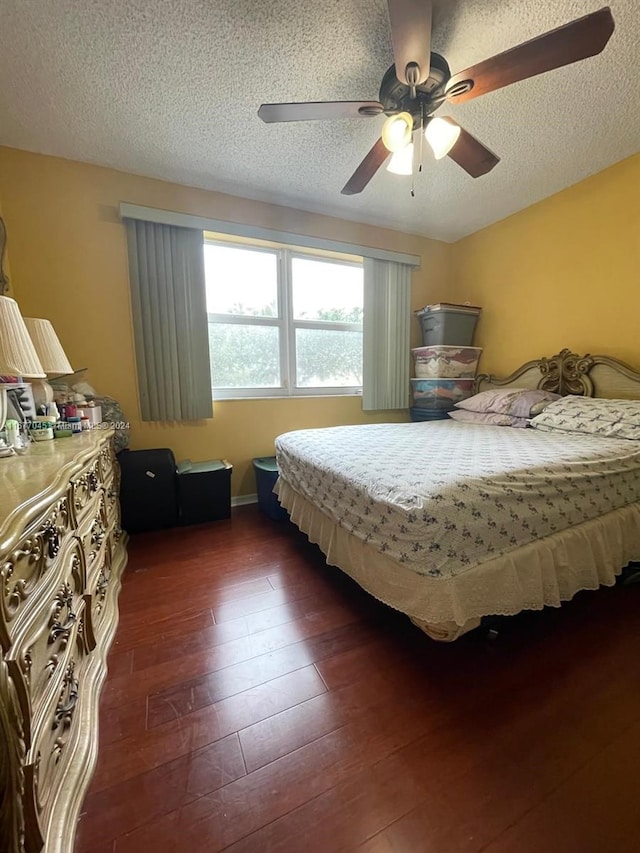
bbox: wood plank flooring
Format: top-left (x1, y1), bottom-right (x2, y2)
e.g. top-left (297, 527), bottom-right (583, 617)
top-left (74, 506), bottom-right (640, 852)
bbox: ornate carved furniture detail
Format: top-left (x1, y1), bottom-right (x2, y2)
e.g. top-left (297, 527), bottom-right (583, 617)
top-left (476, 348), bottom-right (640, 400)
top-left (0, 431), bottom-right (128, 853)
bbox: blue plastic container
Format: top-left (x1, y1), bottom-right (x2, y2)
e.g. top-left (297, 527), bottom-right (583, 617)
top-left (409, 408), bottom-right (451, 422)
top-left (252, 456), bottom-right (289, 521)
top-left (410, 377), bottom-right (475, 409)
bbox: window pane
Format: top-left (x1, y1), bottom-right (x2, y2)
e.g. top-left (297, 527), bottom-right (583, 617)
top-left (204, 244), bottom-right (278, 317)
top-left (291, 258), bottom-right (363, 323)
top-left (295, 328), bottom-right (362, 387)
top-left (209, 323), bottom-right (280, 388)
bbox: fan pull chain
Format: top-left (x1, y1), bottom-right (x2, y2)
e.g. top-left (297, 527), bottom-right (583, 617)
top-left (419, 104), bottom-right (424, 173)
top-left (411, 105), bottom-right (424, 197)
top-left (410, 133), bottom-right (416, 197)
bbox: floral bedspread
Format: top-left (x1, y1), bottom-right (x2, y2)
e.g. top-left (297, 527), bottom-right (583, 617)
top-left (275, 421), bottom-right (640, 579)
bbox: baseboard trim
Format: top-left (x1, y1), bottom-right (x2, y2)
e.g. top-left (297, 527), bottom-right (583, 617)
top-left (232, 493), bottom-right (258, 507)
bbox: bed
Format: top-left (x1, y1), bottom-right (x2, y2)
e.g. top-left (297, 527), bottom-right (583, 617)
top-left (274, 350), bottom-right (640, 641)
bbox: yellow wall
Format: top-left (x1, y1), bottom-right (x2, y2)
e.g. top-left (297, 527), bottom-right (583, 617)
top-left (0, 193), bottom-right (12, 296)
top-left (4, 144), bottom-right (638, 494)
top-left (450, 152), bottom-right (640, 375)
top-left (0, 146), bottom-right (451, 495)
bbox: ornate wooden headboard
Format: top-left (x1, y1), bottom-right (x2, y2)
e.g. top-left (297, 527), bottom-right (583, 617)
top-left (475, 348), bottom-right (640, 399)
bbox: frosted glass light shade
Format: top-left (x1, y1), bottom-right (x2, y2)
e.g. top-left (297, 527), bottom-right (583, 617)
top-left (0, 296), bottom-right (46, 378)
top-left (24, 317), bottom-right (73, 375)
top-left (425, 117), bottom-right (461, 159)
top-left (386, 142), bottom-right (414, 175)
top-left (381, 112), bottom-right (413, 152)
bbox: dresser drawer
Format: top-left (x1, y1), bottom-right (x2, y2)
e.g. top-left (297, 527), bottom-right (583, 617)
top-left (0, 492), bottom-right (76, 652)
top-left (0, 658), bottom-right (28, 853)
top-left (69, 456), bottom-right (103, 525)
top-left (76, 490), bottom-right (110, 584)
top-left (98, 439), bottom-right (118, 484)
top-left (5, 537), bottom-right (93, 748)
top-left (104, 479), bottom-right (121, 531)
top-left (22, 611), bottom-right (88, 853)
top-left (89, 529), bottom-right (122, 633)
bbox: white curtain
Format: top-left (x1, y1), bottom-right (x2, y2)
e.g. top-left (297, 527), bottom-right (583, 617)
top-left (125, 219), bottom-right (212, 421)
top-left (362, 258), bottom-right (412, 411)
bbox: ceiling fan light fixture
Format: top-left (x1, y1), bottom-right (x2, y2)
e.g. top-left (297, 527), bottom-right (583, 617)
top-left (386, 142), bottom-right (414, 176)
top-left (425, 117), bottom-right (461, 159)
top-left (381, 112), bottom-right (413, 152)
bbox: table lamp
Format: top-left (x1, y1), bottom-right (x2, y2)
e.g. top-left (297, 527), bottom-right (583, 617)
top-left (23, 317), bottom-right (74, 409)
top-left (0, 296), bottom-right (46, 453)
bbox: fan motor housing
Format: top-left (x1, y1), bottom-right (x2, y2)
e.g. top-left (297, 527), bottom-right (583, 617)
top-left (379, 53), bottom-right (452, 127)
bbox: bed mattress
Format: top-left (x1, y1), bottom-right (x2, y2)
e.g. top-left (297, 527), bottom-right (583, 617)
top-left (275, 421), bottom-right (640, 580)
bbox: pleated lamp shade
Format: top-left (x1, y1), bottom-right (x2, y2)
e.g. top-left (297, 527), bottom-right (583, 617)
top-left (0, 296), bottom-right (46, 378)
top-left (24, 317), bottom-right (73, 376)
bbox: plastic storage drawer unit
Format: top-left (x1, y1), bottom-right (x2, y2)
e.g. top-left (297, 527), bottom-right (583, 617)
top-left (252, 456), bottom-right (289, 521)
top-left (411, 345), bottom-right (483, 379)
top-left (410, 378), bottom-right (475, 410)
top-left (409, 408), bottom-right (451, 422)
top-left (177, 459), bottom-right (232, 525)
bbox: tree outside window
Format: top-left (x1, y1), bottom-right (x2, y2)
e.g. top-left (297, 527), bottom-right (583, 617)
top-left (205, 240), bottom-right (363, 398)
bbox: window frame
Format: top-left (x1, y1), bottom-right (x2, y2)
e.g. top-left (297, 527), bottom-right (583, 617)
top-left (206, 238), bottom-right (363, 400)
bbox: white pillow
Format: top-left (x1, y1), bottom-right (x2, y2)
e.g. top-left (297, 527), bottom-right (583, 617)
top-left (456, 388), bottom-right (560, 418)
top-left (448, 409), bottom-right (529, 428)
top-left (529, 396), bottom-right (640, 440)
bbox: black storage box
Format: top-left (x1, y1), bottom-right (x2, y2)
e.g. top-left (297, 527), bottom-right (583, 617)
top-left (252, 456), bottom-right (289, 521)
top-left (177, 459), bottom-right (232, 525)
top-left (117, 448), bottom-right (179, 533)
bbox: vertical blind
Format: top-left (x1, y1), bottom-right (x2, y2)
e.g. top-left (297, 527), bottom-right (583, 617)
top-left (125, 219), bottom-right (212, 421)
top-left (362, 258), bottom-right (412, 411)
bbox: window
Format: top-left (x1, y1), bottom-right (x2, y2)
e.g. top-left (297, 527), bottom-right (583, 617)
top-left (205, 238), bottom-right (363, 398)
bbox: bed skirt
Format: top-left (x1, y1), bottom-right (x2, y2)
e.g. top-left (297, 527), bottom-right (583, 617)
top-left (276, 478), bottom-right (640, 642)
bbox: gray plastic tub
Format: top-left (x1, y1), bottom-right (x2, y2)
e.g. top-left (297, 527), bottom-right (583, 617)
top-left (417, 306), bottom-right (480, 346)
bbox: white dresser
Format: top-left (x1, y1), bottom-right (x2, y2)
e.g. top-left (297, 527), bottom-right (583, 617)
top-left (0, 431), bottom-right (128, 852)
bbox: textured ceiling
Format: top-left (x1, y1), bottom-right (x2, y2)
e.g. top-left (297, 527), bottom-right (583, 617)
top-left (0, 0), bottom-right (638, 242)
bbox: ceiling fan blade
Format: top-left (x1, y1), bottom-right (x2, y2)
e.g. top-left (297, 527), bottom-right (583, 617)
top-left (258, 101), bottom-right (383, 123)
top-left (446, 6), bottom-right (615, 104)
top-left (387, 0), bottom-right (432, 86)
top-left (443, 118), bottom-right (500, 178)
top-left (341, 138), bottom-right (389, 195)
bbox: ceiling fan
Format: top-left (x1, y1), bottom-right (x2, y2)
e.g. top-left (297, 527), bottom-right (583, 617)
top-left (257, 2), bottom-right (615, 195)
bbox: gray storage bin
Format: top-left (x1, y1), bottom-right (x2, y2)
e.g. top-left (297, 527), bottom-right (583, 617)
top-left (417, 306), bottom-right (480, 347)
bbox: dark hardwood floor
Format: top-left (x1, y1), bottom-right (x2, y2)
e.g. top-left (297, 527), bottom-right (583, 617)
top-left (74, 506), bottom-right (640, 852)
